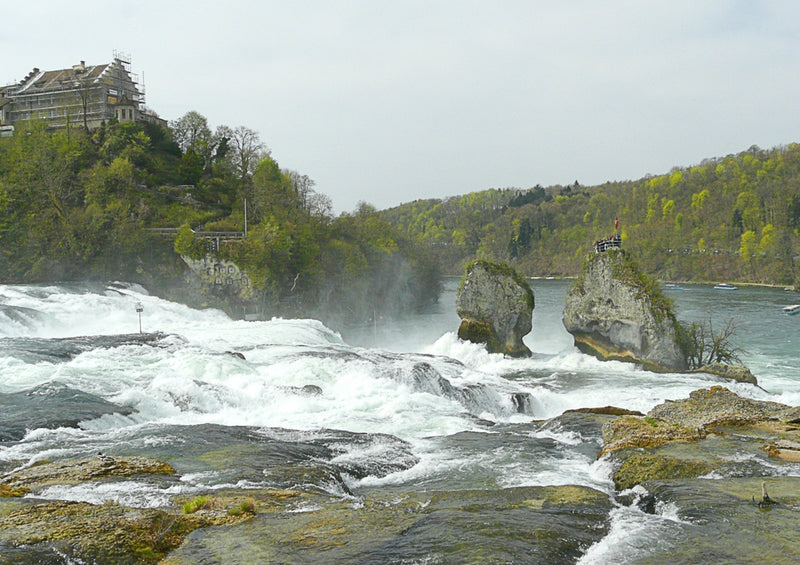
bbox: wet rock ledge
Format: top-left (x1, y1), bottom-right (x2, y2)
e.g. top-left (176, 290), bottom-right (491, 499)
top-left (599, 385), bottom-right (800, 563)
top-left (0, 452), bottom-right (614, 564)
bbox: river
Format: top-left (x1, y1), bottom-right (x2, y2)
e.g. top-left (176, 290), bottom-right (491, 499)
top-left (1, 279), bottom-right (798, 563)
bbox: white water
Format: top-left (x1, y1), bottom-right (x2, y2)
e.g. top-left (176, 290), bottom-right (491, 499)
top-left (2, 279), bottom-right (799, 562)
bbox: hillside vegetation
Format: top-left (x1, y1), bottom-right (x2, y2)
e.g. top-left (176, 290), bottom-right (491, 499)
top-left (380, 144), bottom-right (800, 287)
top-left (0, 115), bottom-right (439, 325)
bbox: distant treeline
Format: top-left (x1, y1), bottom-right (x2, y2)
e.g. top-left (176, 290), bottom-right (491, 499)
top-left (380, 144), bottom-right (800, 287)
top-left (0, 114), bottom-right (440, 324)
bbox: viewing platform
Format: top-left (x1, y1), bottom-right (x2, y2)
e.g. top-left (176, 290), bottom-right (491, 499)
top-left (594, 233), bottom-right (621, 253)
top-left (146, 228), bottom-right (245, 252)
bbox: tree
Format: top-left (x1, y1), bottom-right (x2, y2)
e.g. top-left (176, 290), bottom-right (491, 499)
top-left (170, 111), bottom-right (213, 160)
top-left (173, 223), bottom-right (205, 258)
top-left (740, 230), bottom-right (757, 263)
top-left (678, 317), bottom-right (743, 369)
top-left (179, 148), bottom-right (204, 185)
top-left (216, 125), bottom-right (267, 188)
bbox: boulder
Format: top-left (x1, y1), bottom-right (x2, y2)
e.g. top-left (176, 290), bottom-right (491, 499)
top-left (562, 250), bottom-right (687, 371)
top-left (456, 260), bottom-right (534, 357)
top-left (647, 385), bottom-right (787, 430)
top-left (695, 363), bottom-right (757, 385)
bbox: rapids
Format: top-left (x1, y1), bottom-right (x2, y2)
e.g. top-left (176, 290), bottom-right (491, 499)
top-left (1, 279), bottom-right (799, 563)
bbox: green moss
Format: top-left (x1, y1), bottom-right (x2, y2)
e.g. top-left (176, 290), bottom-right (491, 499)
top-left (460, 259), bottom-right (534, 310)
top-left (600, 415), bottom-right (704, 456)
top-left (0, 501), bottom-right (210, 564)
top-left (0, 484), bottom-right (29, 497)
top-left (643, 416), bottom-right (659, 428)
top-left (228, 498), bottom-right (257, 517)
top-left (614, 453), bottom-right (712, 491)
top-left (457, 318), bottom-right (507, 354)
top-left (606, 250), bottom-right (676, 324)
top-left (183, 495), bottom-right (209, 514)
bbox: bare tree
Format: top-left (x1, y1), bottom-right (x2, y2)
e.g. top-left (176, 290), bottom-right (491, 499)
top-left (679, 317), bottom-right (744, 369)
top-left (216, 125), bottom-right (268, 186)
top-left (287, 171), bottom-right (313, 210)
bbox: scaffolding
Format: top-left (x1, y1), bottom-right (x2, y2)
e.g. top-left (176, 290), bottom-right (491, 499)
top-left (2, 54), bottom-right (145, 130)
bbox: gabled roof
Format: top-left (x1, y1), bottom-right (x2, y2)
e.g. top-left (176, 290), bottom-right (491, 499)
top-left (16, 63), bottom-right (111, 94)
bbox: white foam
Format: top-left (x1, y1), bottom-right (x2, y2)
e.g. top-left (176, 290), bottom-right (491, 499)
top-left (33, 480), bottom-right (185, 508)
top-left (578, 492), bottom-right (689, 564)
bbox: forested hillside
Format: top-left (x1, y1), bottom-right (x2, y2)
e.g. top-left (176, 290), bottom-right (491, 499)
top-left (380, 144), bottom-right (800, 287)
top-left (0, 115), bottom-right (440, 325)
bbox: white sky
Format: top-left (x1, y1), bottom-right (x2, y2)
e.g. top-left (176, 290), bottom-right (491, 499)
top-left (3, 1), bottom-right (799, 213)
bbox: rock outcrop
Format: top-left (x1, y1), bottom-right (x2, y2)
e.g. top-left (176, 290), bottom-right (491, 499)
top-left (456, 260), bottom-right (534, 357)
top-left (600, 386), bottom-right (800, 483)
top-left (695, 363), bottom-right (758, 385)
top-left (562, 250), bottom-right (687, 371)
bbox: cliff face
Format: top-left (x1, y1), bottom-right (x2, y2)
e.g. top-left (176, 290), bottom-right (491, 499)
top-left (456, 260), bottom-right (534, 357)
top-left (562, 250), bottom-right (687, 371)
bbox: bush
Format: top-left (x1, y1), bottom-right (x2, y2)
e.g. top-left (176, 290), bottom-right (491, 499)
top-left (182, 495), bottom-right (208, 514)
top-left (173, 223), bottom-right (205, 258)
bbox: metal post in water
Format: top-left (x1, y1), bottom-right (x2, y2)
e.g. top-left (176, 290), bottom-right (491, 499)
top-left (136, 302), bottom-right (143, 334)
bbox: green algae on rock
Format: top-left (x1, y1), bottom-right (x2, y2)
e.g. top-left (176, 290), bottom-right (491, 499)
top-left (600, 415), bottom-right (705, 457)
top-left (0, 501), bottom-right (208, 565)
top-left (0, 484), bottom-right (29, 497)
top-left (163, 486), bottom-right (611, 565)
top-left (648, 385), bottom-right (788, 430)
top-left (0, 456), bottom-right (175, 492)
top-left (563, 250), bottom-right (687, 371)
top-left (613, 452), bottom-right (712, 491)
top-left (456, 260), bottom-right (534, 357)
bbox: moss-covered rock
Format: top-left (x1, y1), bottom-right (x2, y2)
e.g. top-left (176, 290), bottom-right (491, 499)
top-left (0, 501), bottom-right (208, 565)
top-left (163, 485), bottom-right (611, 565)
top-left (456, 260), bottom-right (534, 357)
top-left (613, 452), bottom-right (712, 491)
top-left (0, 456), bottom-right (175, 492)
top-left (695, 363), bottom-right (758, 385)
top-left (563, 250), bottom-right (687, 371)
top-left (600, 387), bottom-right (800, 493)
top-left (648, 385), bottom-right (788, 430)
top-left (0, 484), bottom-right (29, 498)
top-left (601, 415), bottom-right (704, 457)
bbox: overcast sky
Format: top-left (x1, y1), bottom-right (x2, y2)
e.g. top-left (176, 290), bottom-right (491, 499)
top-left (4, 1), bottom-right (799, 213)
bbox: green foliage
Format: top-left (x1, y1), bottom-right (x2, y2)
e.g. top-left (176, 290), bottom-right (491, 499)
top-left (606, 250), bottom-right (675, 323)
top-left (380, 143), bottom-right (800, 285)
top-left (174, 223), bottom-right (205, 258)
top-left (227, 498), bottom-right (257, 516)
top-left (182, 495), bottom-right (209, 514)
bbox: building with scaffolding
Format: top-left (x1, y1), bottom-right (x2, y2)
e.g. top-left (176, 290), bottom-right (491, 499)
top-left (0, 53), bottom-right (162, 137)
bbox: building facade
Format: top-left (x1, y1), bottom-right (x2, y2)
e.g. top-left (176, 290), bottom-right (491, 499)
top-left (0, 56), bottom-right (161, 136)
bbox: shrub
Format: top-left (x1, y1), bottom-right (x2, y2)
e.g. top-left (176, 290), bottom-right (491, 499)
top-left (182, 495), bottom-right (208, 514)
top-left (677, 317), bottom-right (743, 370)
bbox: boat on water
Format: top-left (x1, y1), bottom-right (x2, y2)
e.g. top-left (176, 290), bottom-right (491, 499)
top-left (664, 283), bottom-right (684, 290)
top-left (783, 304), bottom-right (800, 315)
top-left (713, 283), bottom-right (738, 290)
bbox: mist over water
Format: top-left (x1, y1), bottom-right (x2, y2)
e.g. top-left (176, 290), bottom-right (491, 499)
top-left (1, 278), bottom-right (799, 562)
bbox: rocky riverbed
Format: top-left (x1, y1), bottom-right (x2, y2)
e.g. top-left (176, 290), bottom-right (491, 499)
top-left (3, 386), bottom-right (800, 563)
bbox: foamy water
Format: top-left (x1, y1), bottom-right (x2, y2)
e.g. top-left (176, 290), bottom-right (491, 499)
top-left (2, 279), bottom-right (799, 562)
